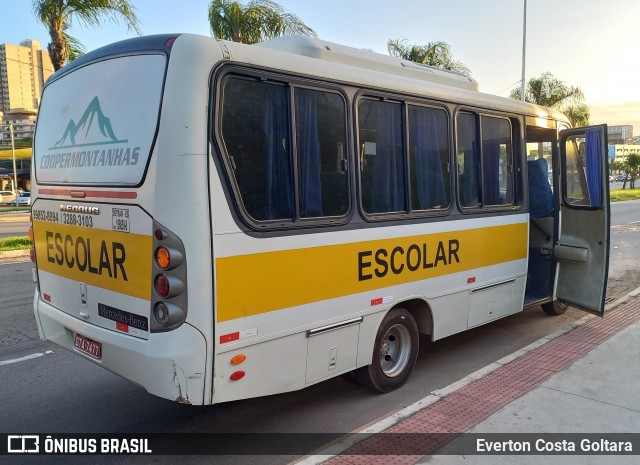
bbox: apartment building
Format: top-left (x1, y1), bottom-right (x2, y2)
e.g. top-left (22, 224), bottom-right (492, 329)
top-left (0, 39), bottom-right (54, 114)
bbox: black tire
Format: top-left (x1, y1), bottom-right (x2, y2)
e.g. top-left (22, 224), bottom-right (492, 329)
top-left (542, 300), bottom-right (568, 315)
top-left (353, 307), bottom-right (419, 393)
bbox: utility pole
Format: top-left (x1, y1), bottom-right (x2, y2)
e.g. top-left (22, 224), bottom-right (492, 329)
top-left (521, 0), bottom-right (527, 102)
top-left (9, 123), bottom-right (18, 196)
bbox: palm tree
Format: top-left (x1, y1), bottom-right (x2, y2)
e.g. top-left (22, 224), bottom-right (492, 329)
top-left (32, 0), bottom-right (141, 71)
top-left (208, 0), bottom-right (316, 45)
top-left (387, 39), bottom-right (471, 75)
top-left (510, 72), bottom-right (590, 127)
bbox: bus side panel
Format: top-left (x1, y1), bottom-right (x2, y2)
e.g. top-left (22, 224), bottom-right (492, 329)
top-left (209, 212), bottom-right (528, 402)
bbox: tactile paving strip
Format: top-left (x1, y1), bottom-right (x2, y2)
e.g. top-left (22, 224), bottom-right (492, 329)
top-left (320, 298), bottom-right (640, 465)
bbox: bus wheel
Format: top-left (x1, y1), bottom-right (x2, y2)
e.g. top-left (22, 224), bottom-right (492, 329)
top-left (355, 308), bottom-right (419, 393)
top-left (542, 300), bottom-right (568, 315)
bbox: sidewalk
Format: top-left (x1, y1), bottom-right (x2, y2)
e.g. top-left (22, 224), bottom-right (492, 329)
top-left (298, 291), bottom-right (640, 465)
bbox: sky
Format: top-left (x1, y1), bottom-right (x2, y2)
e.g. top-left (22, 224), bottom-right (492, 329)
top-left (3, 0), bottom-right (640, 133)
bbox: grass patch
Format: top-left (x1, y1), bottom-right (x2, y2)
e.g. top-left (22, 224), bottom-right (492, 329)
top-left (610, 188), bottom-right (640, 202)
top-left (0, 235), bottom-right (31, 252)
top-left (0, 207), bottom-right (30, 213)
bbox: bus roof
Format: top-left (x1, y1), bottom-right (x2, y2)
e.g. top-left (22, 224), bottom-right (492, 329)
top-left (47, 33), bottom-right (569, 127)
top-left (256, 35), bottom-right (479, 92)
top-left (223, 35), bottom-right (568, 126)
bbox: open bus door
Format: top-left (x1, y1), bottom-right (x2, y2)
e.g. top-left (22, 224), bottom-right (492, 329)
top-left (554, 124), bottom-right (610, 316)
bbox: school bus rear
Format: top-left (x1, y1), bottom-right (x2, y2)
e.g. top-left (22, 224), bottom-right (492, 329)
top-left (31, 35), bottom-right (219, 404)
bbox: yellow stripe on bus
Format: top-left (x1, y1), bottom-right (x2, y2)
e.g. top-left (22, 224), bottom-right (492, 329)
top-left (33, 220), bottom-right (152, 301)
top-left (216, 222), bottom-right (528, 322)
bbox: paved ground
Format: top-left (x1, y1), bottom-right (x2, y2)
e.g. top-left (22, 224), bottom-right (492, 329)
top-left (296, 291), bottom-right (640, 465)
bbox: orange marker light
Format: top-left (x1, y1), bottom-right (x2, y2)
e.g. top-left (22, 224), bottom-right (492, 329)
top-left (230, 354), bottom-right (246, 365)
top-left (156, 247), bottom-right (171, 269)
top-left (28, 226), bottom-right (34, 242)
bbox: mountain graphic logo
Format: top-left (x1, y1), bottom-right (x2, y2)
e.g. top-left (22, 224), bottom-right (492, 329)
top-left (50, 96), bottom-right (128, 150)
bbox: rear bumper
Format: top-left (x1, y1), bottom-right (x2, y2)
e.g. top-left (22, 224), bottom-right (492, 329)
top-left (34, 293), bottom-right (207, 404)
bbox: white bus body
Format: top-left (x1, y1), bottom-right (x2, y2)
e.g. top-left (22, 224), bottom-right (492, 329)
top-left (31, 34), bottom-right (610, 404)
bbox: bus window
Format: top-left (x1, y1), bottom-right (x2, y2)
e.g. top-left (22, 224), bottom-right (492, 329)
top-left (457, 112), bottom-right (480, 207)
top-left (295, 88), bottom-right (349, 218)
top-left (358, 98), bottom-right (451, 216)
top-left (457, 113), bottom-right (515, 208)
top-left (221, 76), bottom-right (349, 223)
top-left (358, 99), bottom-right (406, 214)
top-left (408, 105), bottom-right (450, 210)
top-left (481, 116), bottom-right (514, 206)
top-left (222, 77), bottom-right (294, 221)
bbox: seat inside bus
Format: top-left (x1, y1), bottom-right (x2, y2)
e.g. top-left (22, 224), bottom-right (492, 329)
top-left (526, 157), bottom-right (554, 303)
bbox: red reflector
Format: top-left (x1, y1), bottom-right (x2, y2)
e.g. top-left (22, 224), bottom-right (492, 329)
top-left (220, 332), bottom-right (240, 344)
top-left (230, 371), bottom-right (245, 381)
top-left (166, 37), bottom-right (176, 47)
top-left (371, 297), bottom-right (383, 306)
top-left (116, 322), bottom-right (129, 333)
top-left (467, 277), bottom-right (476, 284)
top-left (155, 274), bottom-right (170, 298)
top-left (43, 293), bottom-right (51, 302)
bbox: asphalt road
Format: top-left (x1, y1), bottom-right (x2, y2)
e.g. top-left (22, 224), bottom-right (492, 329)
top-left (0, 211), bottom-right (30, 238)
top-left (0, 201), bottom-right (638, 465)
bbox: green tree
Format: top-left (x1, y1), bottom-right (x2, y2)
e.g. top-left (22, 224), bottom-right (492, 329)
top-left (208, 0), bottom-right (316, 44)
top-left (510, 72), bottom-right (590, 127)
top-left (32, 0), bottom-right (141, 71)
top-left (622, 153), bottom-right (640, 189)
top-left (387, 39), bottom-right (471, 75)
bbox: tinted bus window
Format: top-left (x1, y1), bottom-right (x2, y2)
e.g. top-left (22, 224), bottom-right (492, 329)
top-left (222, 77), bottom-right (293, 221)
top-left (358, 99), bottom-right (406, 214)
top-left (408, 105), bottom-right (450, 210)
top-left (221, 77), bottom-right (349, 223)
top-left (295, 88), bottom-right (349, 218)
top-left (457, 112), bottom-right (515, 208)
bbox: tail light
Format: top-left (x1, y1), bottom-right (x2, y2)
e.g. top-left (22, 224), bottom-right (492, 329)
top-left (154, 273), bottom-right (184, 299)
top-left (151, 221), bottom-right (187, 332)
top-left (154, 274), bottom-right (170, 298)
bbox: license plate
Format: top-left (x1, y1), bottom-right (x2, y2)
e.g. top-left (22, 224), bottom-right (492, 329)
top-left (74, 333), bottom-right (102, 359)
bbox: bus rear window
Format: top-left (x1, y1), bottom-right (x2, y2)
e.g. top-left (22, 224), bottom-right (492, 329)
top-left (34, 54), bottom-right (166, 185)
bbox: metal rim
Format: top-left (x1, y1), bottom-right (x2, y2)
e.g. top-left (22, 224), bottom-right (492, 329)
top-left (378, 323), bottom-right (412, 377)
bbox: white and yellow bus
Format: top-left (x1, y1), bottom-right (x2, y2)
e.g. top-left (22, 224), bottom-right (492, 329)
top-left (31, 34), bottom-right (610, 405)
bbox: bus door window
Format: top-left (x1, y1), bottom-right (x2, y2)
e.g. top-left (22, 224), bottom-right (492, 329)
top-left (563, 132), bottom-right (603, 208)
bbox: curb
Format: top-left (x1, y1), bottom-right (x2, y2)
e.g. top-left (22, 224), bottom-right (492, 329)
top-left (0, 212), bottom-right (30, 222)
top-left (0, 249), bottom-right (30, 262)
top-left (292, 289), bottom-right (640, 465)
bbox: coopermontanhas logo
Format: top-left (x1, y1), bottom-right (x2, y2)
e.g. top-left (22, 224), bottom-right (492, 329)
top-left (50, 96), bottom-right (128, 150)
top-left (40, 96), bottom-right (140, 170)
